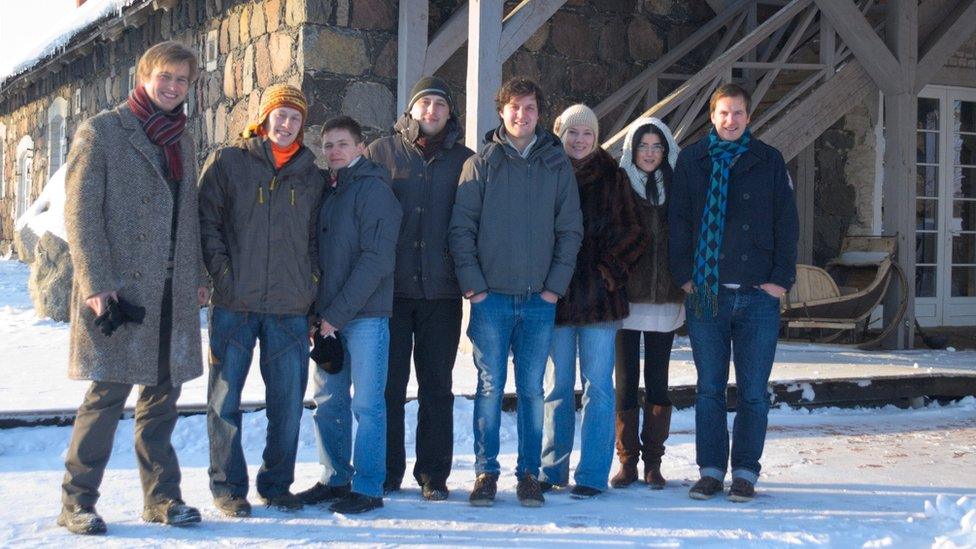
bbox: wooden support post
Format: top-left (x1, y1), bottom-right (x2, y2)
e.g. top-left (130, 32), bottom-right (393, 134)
top-left (794, 145), bottom-right (815, 264)
top-left (397, 2), bottom-right (429, 115)
top-left (819, 15), bottom-right (834, 77)
top-left (465, 0), bottom-right (503, 150)
top-left (880, 0), bottom-right (918, 349)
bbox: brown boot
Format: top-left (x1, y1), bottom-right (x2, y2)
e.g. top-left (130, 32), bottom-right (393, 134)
top-left (610, 409), bottom-right (640, 488)
top-left (641, 404), bottom-right (672, 489)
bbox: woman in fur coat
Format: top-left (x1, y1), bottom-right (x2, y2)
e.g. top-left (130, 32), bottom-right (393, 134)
top-left (539, 105), bottom-right (644, 498)
top-left (611, 117), bottom-right (686, 490)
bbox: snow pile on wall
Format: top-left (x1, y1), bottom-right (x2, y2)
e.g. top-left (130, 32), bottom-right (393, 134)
top-left (14, 163), bottom-right (67, 241)
top-left (0, 0), bottom-right (136, 84)
top-left (926, 494), bottom-right (976, 548)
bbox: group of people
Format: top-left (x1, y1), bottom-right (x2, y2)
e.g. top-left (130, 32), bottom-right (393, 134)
top-left (56, 39), bottom-right (798, 535)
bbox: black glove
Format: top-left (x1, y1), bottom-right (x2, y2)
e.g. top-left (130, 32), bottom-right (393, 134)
top-left (310, 328), bottom-right (344, 374)
top-left (93, 297), bottom-right (146, 337)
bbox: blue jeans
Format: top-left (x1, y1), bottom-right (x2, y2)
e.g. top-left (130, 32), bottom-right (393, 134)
top-left (310, 317), bottom-right (389, 497)
top-left (468, 292), bottom-right (555, 478)
top-left (686, 286), bottom-right (780, 485)
top-left (207, 307), bottom-right (310, 499)
top-left (541, 322), bottom-right (617, 490)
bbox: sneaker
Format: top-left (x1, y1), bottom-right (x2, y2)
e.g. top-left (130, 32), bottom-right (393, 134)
top-left (213, 495), bottom-right (251, 518)
top-left (383, 479), bottom-right (402, 495)
top-left (328, 492), bottom-right (383, 514)
top-left (516, 474), bottom-right (545, 507)
top-left (296, 482), bottom-right (351, 505)
top-left (57, 504), bottom-right (107, 535)
top-left (728, 478), bottom-right (756, 502)
top-left (688, 477), bottom-right (724, 500)
top-left (421, 480), bottom-right (449, 501)
top-left (142, 499), bottom-right (201, 526)
top-left (570, 485), bottom-right (602, 499)
top-left (468, 473), bottom-right (498, 507)
top-left (539, 481), bottom-right (565, 494)
top-left (260, 492), bottom-right (303, 512)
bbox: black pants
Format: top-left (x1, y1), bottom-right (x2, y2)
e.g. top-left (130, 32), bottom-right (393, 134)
top-left (614, 329), bottom-right (675, 410)
top-left (62, 278), bottom-right (183, 508)
top-left (385, 297), bottom-right (462, 486)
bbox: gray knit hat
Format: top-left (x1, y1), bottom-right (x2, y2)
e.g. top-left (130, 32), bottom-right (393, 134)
top-left (553, 104), bottom-right (599, 141)
top-left (407, 76), bottom-right (454, 113)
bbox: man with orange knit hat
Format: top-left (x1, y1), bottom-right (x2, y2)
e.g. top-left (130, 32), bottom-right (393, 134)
top-left (199, 83), bottom-right (325, 517)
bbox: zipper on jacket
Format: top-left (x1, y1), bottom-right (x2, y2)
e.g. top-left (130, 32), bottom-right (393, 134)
top-left (270, 175), bottom-right (278, 192)
top-left (290, 186), bottom-right (296, 206)
top-left (257, 186), bottom-right (265, 204)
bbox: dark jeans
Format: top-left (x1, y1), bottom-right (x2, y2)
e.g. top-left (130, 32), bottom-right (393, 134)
top-left (686, 286), bottom-right (780, 485)
top-left (385, 297), bottom-right (462, 486)
top-left (62, 278), bottom-right (183, 508)
top-left (207, 307), bottom-right (310, 499)
top-left (614, 329), bottom-right (676, 410)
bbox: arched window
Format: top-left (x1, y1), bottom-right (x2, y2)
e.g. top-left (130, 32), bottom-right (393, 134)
top-left (16, 136), bottom-right (34, 221)
top-left (0, 123), bottom-right (6, 200)
top-left (48, 97), bottom-right (69, 178)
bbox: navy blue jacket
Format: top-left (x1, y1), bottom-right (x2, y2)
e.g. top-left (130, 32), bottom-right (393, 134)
top-left (668, 135), bottom-right (798, 291)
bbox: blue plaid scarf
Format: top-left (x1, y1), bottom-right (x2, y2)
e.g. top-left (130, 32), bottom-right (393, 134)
top-left (691, 127), bottom-right (751, 317)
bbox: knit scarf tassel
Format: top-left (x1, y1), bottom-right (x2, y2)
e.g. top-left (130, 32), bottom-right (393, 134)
top-left (127, 85), bottom-right (186, 182)
top-left (691, 128), bottom-right (751, 318)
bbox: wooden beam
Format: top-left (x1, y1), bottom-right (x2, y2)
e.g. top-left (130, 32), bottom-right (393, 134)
top-left (397, 2), bottom-right (428, 114)
top-left (498, 0), bottom-right (566, 61)
top-left (914, 0), bottom-right (976, 93)
top-left (794, 145), bottom-right (815, 264)
top-left (814, 0), bottom-right (902, 94)
top-left (423, 3), bottom-right (469, 76)
top-left (749, 5), bottom-right (818, 114)
top-left (465, 0), bottom-right (503, 150)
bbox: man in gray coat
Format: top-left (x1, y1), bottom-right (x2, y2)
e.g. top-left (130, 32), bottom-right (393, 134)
top-left (60, 41), bottom-right (206, 535)
top-left (449, 77), bottom-right (583, 507)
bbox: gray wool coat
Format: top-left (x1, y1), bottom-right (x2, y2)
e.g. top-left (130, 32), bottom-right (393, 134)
top-left (64, 103), bottom-right (205, 386)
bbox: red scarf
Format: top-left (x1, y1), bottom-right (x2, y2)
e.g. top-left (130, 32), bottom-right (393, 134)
top-left (127, 85), bottom-right (186, 182)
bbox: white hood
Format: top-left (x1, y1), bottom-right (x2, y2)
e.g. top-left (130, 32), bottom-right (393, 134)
top-left (618, 117), bottom-right (679, 203)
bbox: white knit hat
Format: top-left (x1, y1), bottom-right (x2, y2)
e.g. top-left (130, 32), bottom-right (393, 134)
top-left (553, 104), bottom-right (599, 141)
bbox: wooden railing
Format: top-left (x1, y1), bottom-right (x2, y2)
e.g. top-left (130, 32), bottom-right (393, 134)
top-left (598, 0), bottom-right (879, 156)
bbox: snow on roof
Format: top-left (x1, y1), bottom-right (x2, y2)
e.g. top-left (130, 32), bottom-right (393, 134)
top-left (0, 0), bottom-right (138, 87)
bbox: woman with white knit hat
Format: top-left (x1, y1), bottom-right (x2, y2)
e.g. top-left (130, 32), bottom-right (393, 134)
top-left (611, 117), bottom-right (685, 490)
top-left (539, 104), bottom-right (644, 498)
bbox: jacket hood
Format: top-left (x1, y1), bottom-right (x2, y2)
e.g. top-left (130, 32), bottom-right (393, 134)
top-left (240, 135), bottom-right (316, 173)
top-left (394, 114), bottom-right (462, 148)
top-left (336, 155), bottom-right (389, 186)
top-left (482, 124), bottom-right (563, 161)
top-left (619, 117), bottom-right (679, 202)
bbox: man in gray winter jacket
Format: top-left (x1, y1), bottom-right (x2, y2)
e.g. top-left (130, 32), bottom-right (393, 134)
top-left (449, 76), bottom-right (583, 508)
top-left (298, 116), bottom-right (403, 515)
top-left (364, 76), bottom-right (474, 501)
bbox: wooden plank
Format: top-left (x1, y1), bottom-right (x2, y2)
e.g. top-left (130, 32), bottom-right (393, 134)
top-left (604, 0), bottom-right (814, 155)
top-left (498, 0), bottom-right (567, 61)
top-left (423, 2), bottom-right (469, 75)
top-left (795, 145), bottom-right (815, 264)
top-left (749, 5), bottom-right (818, 114)
top-left (734, 61), bottom-right (825, 70)
top-left (465, 0), bottom-right (503, 150)
top-left (914, 0), bottom-right (976, 93)
top-left (397, 2), bottom-right (429, 114)
top-left (814, 0), bottom-right (902, 94)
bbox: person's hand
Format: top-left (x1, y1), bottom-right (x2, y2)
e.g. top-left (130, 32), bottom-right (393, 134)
top-left (468, 291), bottom-right (488, 304)
top-left (319, 320), bottom-right (337, 338)
top-left (681, 281), bottom-right (693, 294)
top-left (540, 290), bottom-right (559, 304)
top-left (760, 282), bottom-right (787, 298)
top-left (85, 290), bottom-right (118, 316)
top-left (197, 286), bottom-right (210, 306)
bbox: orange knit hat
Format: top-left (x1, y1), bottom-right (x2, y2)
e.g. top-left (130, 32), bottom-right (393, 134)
top-left (242, 83), bottom-right (308, 141)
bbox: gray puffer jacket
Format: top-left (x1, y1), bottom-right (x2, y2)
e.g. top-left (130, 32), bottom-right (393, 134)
top-left (365, 115), bottom-right (474, 300)
top-left (449, 126), bottom-right (583, 296)
top-left (317, 157), bottom-right (403, 329)
top-left (198, 137), bottom-right (325, 315)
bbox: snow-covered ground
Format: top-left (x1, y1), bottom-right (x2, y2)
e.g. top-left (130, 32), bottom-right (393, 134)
top-left (2, 258), bottom-right (975, 546)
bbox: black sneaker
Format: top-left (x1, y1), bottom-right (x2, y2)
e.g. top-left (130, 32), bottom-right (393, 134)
top-left (383, 479), bottom-right (402, 495)
top-left (213, 495), bottom-right (252, 518)
top-left (260, 492), bottom-right (303, 512)
top-left (469, 473), bottom-right (498, 507)
top-left (688, 477), bottom-right (724, 500)
top-left (142, 499), bottom-right (201, 526)
top-left (296, 482), bottom-right (351, 505)
top-left (421, 480), bottom-right (449, 501)
top-left (516, 474), bottom-right (545, 507)
top-left (57, 504), bottom-right (106, 535)
top-left (570, 485), bottom-right (602, 499)
top-left (328, 492), bottom-right (383, 514)
top-left (728, 478), bottom-right (756, 502)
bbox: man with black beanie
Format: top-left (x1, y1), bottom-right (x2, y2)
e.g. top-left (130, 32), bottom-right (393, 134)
top-left (364, 76), bottom-right (474, 501)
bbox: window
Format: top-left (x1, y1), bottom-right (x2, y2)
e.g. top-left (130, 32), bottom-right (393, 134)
top-left (127, 66), bottom-right (136, 93)
top-left (16, 136), bottom-right (34, 221)
top-left (0, 124), bottom-right (6, 200)
top-left (205, 29), bottom-right (218, 71)
top-left (47, 97), bottom-right (68, 178)
top-left (73, 88), bottom-right (81, 115)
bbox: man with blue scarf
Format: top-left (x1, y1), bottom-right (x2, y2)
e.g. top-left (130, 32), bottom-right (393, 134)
top-left (669, 84), bottom-right (798, 502)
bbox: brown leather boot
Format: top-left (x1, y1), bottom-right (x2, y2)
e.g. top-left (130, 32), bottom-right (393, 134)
top-left (610, 408), bottom-right (640, 488)
top-left (641, 404), bottom-right (672, 489)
